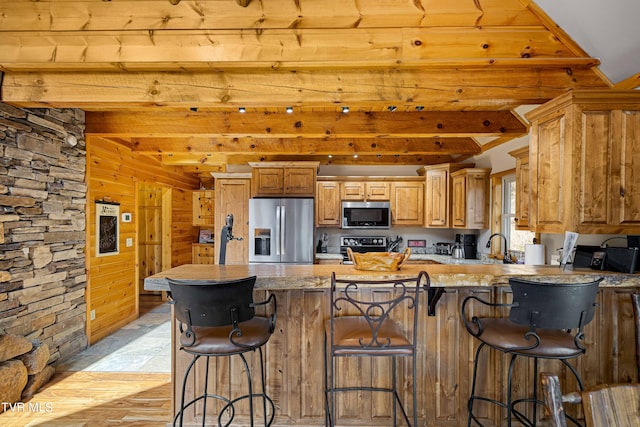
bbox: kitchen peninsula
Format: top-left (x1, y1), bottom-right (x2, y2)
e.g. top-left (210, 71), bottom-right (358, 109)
top-left (145, 263), bottom-right (640, 426)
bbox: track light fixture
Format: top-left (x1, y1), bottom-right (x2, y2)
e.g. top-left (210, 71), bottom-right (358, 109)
top-left (415, 106), bottom-right (424, 111)
top-left (286, 106), bottom-right (294, 113)
top-left (342, 106), bottom-right (349, 113)
top-left (387, 106), bottom-right (397, 112)
top-left (238, 107), bottom-right (246, 113)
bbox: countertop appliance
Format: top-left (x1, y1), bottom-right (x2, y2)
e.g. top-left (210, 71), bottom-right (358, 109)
top-left (341, 201), bottom-right (391, 229)
top-left (249, 198), bottom-right (314, 264)
top-left (455, 233), bottom-right (477, 259)
top-left (434, 242), bottom-right (451, 255)
top-left (340, 236), bottom-right (387, 263)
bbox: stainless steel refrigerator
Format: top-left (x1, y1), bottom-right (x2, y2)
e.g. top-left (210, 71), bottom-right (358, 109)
top-left (249, 198), bottom-right (315, 264)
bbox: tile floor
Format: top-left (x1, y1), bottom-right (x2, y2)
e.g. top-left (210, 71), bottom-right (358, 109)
top-left (57, 297), bottom-right (171, 373)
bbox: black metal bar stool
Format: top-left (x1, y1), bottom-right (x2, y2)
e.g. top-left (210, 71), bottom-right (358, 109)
top-left (167, 276), bottom-right (276, 427)
top-left (324, 271), bottom-right (430, 427)
top-left (461, 276), bottom-right (602, 427)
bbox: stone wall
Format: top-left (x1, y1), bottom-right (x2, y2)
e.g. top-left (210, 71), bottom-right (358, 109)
top-left (0, 102), bottom-right (88, 365)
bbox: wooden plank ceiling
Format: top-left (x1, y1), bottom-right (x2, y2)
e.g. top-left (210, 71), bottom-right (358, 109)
top-left (0, 0), bottom-right (610, 176)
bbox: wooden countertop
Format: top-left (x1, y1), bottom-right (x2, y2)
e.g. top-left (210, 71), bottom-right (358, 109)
top-left (143, 263), bottom-right (640, 291)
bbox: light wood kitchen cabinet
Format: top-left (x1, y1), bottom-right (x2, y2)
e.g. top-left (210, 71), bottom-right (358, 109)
top-left (420, 163), bottom-right (474, 228)
top-left (191, 243), bottom-right (215, 264)
top-left (526, 90), bottom-right (640, 234)
top-left (316, 181), bottom-right (341, 227)
top-left (450, 168), bottom-right (490, 229)
top-left (340, 181), bottom-right (390, 201)
top-left (213, 173), bottom-right (251, 264)
top-left (390, 180), bottom-right (424, 226)
top-left (192, 190), bottom-right (214, 226)
top-left (509, 146), bottom-right (531, 230)
top-left (249, 161), bottom-right (318, 197)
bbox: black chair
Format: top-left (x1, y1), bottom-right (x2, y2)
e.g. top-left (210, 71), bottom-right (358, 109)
top-left (324, 271), bottom-right (430, 427)
top-left (167, 276), bottom-right (276, 427)
top-left (461, 276), bottom-right (602, 427)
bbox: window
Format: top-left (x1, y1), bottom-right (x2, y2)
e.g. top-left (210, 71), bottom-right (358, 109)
top-left (502, 174), bottom-right (535, 254)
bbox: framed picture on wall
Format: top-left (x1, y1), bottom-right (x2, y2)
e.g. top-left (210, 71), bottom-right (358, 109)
top-left (96, 201), bottom-right (120, 257)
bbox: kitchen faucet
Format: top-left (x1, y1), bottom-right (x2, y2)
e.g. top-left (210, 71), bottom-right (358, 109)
top-left (486, 233), bottom-right (513, 264)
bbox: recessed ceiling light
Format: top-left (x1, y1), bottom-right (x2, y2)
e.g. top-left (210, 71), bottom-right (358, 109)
top-left (342, 106), bottom-right (349, 113)
top-left (286, 106), bottom-right (294, 113)
top-left (415, 106), bottom-right (424, 111)
top-left (388, 106), bottom-right (397, 112)
top-left (328, 154), bottom-right (333, 159)
top-left (353, 154), bottom-right (358, 158)
top-left (238, 107), bottom-right (246, 113)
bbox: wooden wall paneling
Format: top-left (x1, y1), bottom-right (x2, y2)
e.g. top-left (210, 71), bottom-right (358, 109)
top-left (87, 136), bottom-right (199, 343)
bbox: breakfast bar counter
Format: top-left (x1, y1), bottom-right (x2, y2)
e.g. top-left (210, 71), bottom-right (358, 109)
top-left (145, 264), bottom-right (640, 426)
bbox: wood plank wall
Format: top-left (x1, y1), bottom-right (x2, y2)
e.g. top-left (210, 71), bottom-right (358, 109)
top-left (86, 137), bottom-right (199, 344)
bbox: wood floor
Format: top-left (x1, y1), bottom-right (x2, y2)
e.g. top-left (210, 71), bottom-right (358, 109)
top-left (0, 294), bottom-right (172, 426)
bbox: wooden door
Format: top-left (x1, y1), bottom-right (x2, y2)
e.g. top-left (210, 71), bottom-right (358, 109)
top-left (612, 110), bottom-right (640, 227)
top-left (284, 167), bottom-right (315, 196)
top-left (341, 181), bottom-right (365, 200)
top-left (391, 181), bottom-right (424, 225)
top-left (316, 181), bottom-right (341, 226)
top-left (138, 183), bottom-right (171, 296)
top-left (365, 182), bottom-right (390, 200)
top-left (425, 168), bottom-right (448, 227)
top-left (451, 174), bottom-right (467, 228)
top-left (215, 178), bottom-right (250, 264)
top-left (466, 170), bottom-right (490, 229)
top-left (192, 190), bottom-right (214, 226)
top-left (530, 111), bottom-right (568, 233)
top-left (252, 167), bottom-right (284, 196)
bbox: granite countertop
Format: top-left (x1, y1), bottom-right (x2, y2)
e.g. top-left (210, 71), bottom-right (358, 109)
top-left (144, 263), bottom-right (639, 292)
top-left (315, 252), bottom-right (498, 265)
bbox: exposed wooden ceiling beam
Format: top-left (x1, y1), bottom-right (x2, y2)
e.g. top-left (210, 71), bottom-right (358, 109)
top-left (0, 28), bottom-right (598, 72)
top-left (3, 68), bottom-right (608, 110)
top-left (126, 136), bottom-right (481, 156)
top-left (0, 1), bottom-right (544, 32)
top-left (85, 111), bottom-right (527, 138)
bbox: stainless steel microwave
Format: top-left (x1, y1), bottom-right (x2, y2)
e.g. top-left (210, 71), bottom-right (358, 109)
top-left (341, 201), bottom-right (391, 229)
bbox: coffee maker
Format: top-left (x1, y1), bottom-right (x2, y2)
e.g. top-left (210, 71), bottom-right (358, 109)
top-left (455, 234), bottom-right (477, 259)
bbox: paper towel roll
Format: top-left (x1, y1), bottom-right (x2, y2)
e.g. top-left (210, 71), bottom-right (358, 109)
top-left (524, 244), bottom-right (545, 265)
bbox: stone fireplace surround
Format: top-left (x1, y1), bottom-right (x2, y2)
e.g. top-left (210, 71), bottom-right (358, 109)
top-left (0, 102), bottom-right (87, 408)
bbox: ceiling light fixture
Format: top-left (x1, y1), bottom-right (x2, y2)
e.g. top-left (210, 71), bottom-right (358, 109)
top-left (342, 106), bottom-right (349, 113)
top-left (238, 107), bottom-right (246, 113)
top-left (328, 154), bottom-right (333, 159)
top-left (353, 154), bottom-right (358, 158)
top-left (415, 105), bottom-right (424, 111)
top-left (286, 106), bottom-right (294, 113)
top-left (388, 106), bottom-right (397, 112)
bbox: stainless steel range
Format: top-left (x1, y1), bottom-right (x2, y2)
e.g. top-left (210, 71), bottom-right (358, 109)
top-left (340, 236), bottom-right (387, 263)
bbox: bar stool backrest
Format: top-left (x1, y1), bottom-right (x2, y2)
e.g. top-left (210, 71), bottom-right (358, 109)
top-left (168, 276), bottom-right (257, 328)
top-left (508, 277), bottom-right (602, 331)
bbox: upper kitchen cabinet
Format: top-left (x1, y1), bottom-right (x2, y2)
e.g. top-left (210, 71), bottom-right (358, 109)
top-left (316, 181), bottom-right (341, 227)
top-left (341, 181), bottom-right (390, 201)
top-left (450, 168), bottom-right (490, 229)
top-left (192, 190), bottom-right (214, 227)
top-left (250, 161), bottom-right (319, 197)
top-left (508, 147), bottom-right (531, 231)
top-left (526, 90), bottom-right (640, 234)
top-left (419, 163), bottom-right (474, 228)
top-left (390, 179), bottom-right (424, 226)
